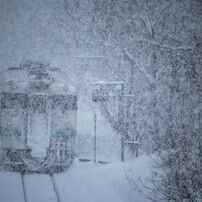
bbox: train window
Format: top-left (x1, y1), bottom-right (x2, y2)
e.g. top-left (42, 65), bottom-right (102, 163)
top-left (1, 93), bottom-right (28, 109)
top-left (29, 95), bottom-right (47, 113)
top-left (51, 95), bottom-right (77, 111)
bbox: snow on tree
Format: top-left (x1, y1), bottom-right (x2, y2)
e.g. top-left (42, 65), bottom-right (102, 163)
top-left (62, 0), bottom-right (202, 200)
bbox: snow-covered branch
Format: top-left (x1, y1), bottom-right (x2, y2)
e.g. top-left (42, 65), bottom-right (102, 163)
top-left (135, 38), bottom-right (195, 50)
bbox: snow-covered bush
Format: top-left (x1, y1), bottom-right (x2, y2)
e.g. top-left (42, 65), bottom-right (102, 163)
top-left (151, 126), bottom-right (201, 201)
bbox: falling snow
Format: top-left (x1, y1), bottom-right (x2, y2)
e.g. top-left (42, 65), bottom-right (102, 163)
top-left (0, 0), bottom-right (201, 202)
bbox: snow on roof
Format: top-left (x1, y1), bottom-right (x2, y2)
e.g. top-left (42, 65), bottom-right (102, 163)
top-left (0, 61), bottom-right (77, 95)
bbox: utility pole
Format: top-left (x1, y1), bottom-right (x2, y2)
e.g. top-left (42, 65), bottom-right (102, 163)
top-left (118, 83), bottom-right (125, 162)
top-left (94, 113), bottom-right (97, 164)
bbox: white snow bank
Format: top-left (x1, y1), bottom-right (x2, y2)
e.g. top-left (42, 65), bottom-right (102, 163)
top-left (54, 155), bottom-right (153, 202)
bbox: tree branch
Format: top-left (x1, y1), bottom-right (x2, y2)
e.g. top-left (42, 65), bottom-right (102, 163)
top-left (136, 38), bottom-right (194, 50)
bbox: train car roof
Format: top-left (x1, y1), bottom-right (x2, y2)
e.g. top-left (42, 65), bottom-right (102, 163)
top-left (0, 61), bottom-right (77, 95)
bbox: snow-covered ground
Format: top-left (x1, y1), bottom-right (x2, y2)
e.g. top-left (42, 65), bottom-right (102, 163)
top-left (0, 155), bottom-right (152, 202)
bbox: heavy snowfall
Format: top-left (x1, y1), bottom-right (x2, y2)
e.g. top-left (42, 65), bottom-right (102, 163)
top-left (0, 0), bottom-right (201, 202)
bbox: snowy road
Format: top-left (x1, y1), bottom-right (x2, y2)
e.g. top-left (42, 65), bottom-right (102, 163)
top-left (0, 156), bottom-right (151, 202)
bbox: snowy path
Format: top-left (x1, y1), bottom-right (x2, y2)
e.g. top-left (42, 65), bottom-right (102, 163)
top-left (0, 156), bottom-right (151, 202)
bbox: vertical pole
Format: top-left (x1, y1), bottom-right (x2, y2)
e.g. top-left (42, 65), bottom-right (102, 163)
top-left (94, 113), bottom-right (97, 164)
top-left (136, 136), bottom-right (139, 158)
top-left (119, 83), bottom-right (125, 162)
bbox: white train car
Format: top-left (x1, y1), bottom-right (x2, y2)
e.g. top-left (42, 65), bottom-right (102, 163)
top-left (0, 61), bottom-right (77, 173)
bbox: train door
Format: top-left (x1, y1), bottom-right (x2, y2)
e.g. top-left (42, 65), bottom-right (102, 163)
top-left (50, 94), bottom-right (77, 162)
top-left (27, 94), bottom-right (50, 158)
